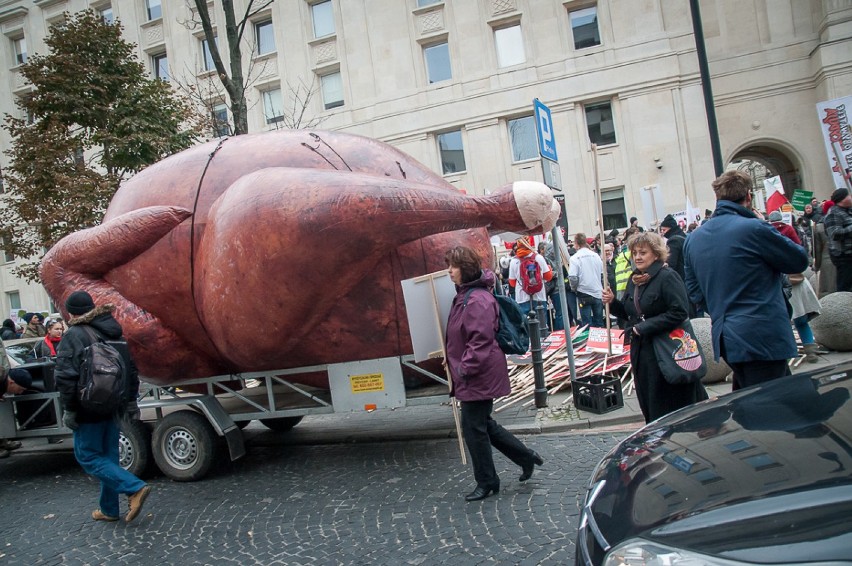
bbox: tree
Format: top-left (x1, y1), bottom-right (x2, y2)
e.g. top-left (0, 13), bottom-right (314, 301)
top-left (189, 0), bottom-right (275, 135)
top-left (0, 10), bottom-right (203, 282)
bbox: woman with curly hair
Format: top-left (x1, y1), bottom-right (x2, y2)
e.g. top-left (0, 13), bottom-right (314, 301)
top-left (602, 232), bottom-right (707, 423)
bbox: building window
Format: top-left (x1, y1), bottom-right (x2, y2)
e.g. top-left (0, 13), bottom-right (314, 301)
top-left (201, 37), bottom-right (217, 71)
top-left (494, 24), bottom-right (525, 68)
top-left (255, 20), bottom-right (275, 56)
top-left (12, 36), bottom-right (27, 66)
top-left (417, 0), bottom-right (441, 6)
top-left (262, 88), bottom-right (284, 124)
top-left (311, 1), bottom-right (335, 38)
top-left (7, 291), bottom-right (21, 311)
top-left (438, 130), bottom-right (466, 175)
top-left (212, 103), bottom-right (229, 137)
top-left (601, 188), bottom-right (627, 230)
top-left (508, 116), bottom-right (537, 162)
top-left (152, 53), bottom-right (169, 81)
top-left (424, 42), bottom-right (451, 84)
top-left (585, 101), bottom-right (616, 146)
top-left (99, 6), bottom-right (114, 25)
top-left (1, 237), bottom-right (14, 263)
top-left (570, 6), bottom-right (601, 49)
top-left (320, 72), bottom-right (344, 110)
top-left (146, 0), bottom-right (162, 21)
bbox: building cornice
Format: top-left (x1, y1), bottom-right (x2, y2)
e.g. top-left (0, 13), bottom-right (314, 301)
top-left (0, 6), bottom-right (27, 25)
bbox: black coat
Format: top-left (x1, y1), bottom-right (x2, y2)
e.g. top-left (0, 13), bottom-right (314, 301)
top-left (608, 261), bottom-right (707, 423)
top-left (664, 227), bottom-right (687, 281)
top-left (55, 306), bottom-right (140, 423)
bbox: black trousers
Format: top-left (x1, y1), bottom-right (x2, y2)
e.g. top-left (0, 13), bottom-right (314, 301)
top-left (831, 255), bottom-right (852, 292)
top-left (721, 339), bottom-right (791, 391)
top-left (460, 399), bottom-right (533, 489)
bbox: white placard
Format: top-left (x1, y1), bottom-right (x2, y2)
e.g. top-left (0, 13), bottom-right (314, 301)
top-left (400, 271), bottom-right (456, 362)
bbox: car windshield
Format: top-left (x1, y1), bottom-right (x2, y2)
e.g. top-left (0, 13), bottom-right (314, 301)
top-left (4, 338), bottom-right (42, 365)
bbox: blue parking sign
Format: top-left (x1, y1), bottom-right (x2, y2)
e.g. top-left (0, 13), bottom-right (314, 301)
top-left (534, 98), bottom-right (558, 162)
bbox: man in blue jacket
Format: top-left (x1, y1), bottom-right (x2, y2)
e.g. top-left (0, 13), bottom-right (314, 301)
top-left (684, 171), bottom-right (808, 390)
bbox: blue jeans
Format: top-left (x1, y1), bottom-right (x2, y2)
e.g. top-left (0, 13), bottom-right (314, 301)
top-left (73, 420), bottom-right (146, 517)
top-left (578, 294), bottom-right (604, 327)
top-left (793, 315), bottom-right (814, 344)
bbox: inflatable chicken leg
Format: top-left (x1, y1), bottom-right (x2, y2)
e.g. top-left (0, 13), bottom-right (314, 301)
top-left (41, 131), bottom-right (559, 386)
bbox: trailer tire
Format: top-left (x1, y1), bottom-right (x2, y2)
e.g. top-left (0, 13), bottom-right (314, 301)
top-left (260, 416), bottom-right (304, 432)
top-left (119, 419), bottom-right (152, 478)
top-left (152, 410), bottom-right (217, 482)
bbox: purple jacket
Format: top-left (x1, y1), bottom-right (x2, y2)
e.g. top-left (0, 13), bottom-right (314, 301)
top-left (445, 269), bottom-right (511, 402)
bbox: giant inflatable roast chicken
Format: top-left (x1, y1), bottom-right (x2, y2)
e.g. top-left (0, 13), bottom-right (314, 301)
top-left (41, 130), bottom-right (559, 387)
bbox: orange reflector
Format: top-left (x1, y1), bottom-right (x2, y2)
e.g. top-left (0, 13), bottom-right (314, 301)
top-left (364, 404), bottom-right (377, 411)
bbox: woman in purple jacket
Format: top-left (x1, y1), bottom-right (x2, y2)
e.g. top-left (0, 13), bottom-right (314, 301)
top-left (445, 246), bottom-right (543, 502)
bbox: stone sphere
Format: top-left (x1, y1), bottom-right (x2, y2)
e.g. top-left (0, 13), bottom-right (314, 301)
top-left (811, 292), bottom-right (852, 351)
top-left (690, 316), bottom-right (731, 384)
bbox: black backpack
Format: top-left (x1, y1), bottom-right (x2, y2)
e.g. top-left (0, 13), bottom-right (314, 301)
top-left (463, 288), bottom-right (530, 356)
top-left (78, 326), bottom-right (128, 416)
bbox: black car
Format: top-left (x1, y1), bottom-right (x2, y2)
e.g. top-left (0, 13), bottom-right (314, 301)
top-left (576, 363), bottom-right (852, 565)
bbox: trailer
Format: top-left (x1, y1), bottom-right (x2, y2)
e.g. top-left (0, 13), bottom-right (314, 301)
top-left (0, 355), bottom-right (449, 481)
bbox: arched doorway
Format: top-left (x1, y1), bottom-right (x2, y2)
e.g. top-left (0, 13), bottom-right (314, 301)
top-left (727, 143), bottom-right (802, 203)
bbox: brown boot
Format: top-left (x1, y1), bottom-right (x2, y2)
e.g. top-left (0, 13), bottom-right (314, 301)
top-left (92, 509), bottom-right (119, 522)
top-left (803, 343), bottom-right (820, 364)
top-left (125, 485), bottom-right (151, 523)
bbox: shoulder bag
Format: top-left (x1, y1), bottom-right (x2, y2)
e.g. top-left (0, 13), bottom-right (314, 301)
top-left (633, 278), bottom-right (707, 385)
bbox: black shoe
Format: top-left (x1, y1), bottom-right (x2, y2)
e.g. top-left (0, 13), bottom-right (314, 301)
top-left (519, 451), bottom-right (544, 482)
top-left (464, 485), bottom-right (499, 502)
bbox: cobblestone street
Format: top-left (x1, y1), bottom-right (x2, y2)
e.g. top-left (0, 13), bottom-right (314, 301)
top-left (0, 431), bottom-right (623, 565)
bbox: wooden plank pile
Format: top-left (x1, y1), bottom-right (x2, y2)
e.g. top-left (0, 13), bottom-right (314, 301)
top-left (495, 327), bottom-right (632, 412)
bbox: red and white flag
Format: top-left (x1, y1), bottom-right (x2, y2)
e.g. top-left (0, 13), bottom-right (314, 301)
top-left (764, 176), bottom-right (787, 213)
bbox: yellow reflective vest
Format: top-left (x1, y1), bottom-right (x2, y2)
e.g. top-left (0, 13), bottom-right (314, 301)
top-left (614, 249), bottom-right (632, 294)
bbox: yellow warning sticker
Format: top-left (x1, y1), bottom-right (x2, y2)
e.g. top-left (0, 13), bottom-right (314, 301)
top-left (350, 373), bottom-right (384, 393)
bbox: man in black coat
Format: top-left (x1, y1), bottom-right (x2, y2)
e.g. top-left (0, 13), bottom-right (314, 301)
top-left (659, 214), bottom-right (687, 281)
top-left (55, 290), bottom-right (151, 523)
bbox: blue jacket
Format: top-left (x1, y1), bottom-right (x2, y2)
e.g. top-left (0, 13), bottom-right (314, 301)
top-left (683, 200), bottom-right (808, 364)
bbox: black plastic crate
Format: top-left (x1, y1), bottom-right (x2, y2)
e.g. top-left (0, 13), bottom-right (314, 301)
top-left (572, 374), bottom-right (624, 414)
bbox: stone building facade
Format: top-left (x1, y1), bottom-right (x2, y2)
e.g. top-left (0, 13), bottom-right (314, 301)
top-left (0, 0), bottom-right (850, 314)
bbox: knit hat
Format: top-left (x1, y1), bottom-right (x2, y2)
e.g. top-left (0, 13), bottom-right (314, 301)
top-left (2, 319), bottom-right (14, 330)
top-left (831, 188), bottom-right (849, 203)
top-left (65, 290), bottom-right (96, 315)
top-left (659, 215), bottom-right (678, 230)
top-left (515, 236), bottom-right (534, 251)
top-left (22, 312), bottom-right (40, 324)
top-left (768, 210), bottom-right (783, 222)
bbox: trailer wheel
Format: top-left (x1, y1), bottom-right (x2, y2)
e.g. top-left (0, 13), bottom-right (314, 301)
top-left (119, 419), bottom-right (152, 478)
top-left (260, 416), bottom-right (304, 432)
top-left (152, 410), bottom-right (217, 482)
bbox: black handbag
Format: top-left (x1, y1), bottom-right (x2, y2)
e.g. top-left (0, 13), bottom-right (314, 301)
top-left (633, 277), bottom-right (707, 385)
top-left (651, 321), bottom-right (707, 385)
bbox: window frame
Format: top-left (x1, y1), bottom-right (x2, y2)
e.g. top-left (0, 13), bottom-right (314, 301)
top-left (494, 23), bottom-right (526, 69)
top-left (437, 129), bottom-right (467, 176)
top-left (201, 36), bottom-right (217, 72)
top-left (600, 188), bottom-right (627, 231)
top-left (417, 0), bottom-right (442, 7)
top-left (254, 19), bottom-right (276, 56)
top-left (584, 100), bottom-right (617, 147)
top-left (507, 115), bottom-right (537, 163)
top-left (261, 87), bottom-right (285, 124)
top-left (1, 237), bottom-right (14, 264)
top-left (311, 0), bottom-right (335, 39)
top-left (12, 35), bottom-right (27, 66)
top-left (7, 291), bottom-right (21, 311)
top-left (99, 6), bottom-right (115, 25)
top-left (146, 0), bottom-right (162, 21)
top-left (212, 102), bottom-right (229, 137)
top-left (152, 52), bottom-right (169, 81)
top-left (423, 41), bottom-right (452, 85)
top-left (320, 71), bottom-right (344, 110)
top-left (569, 5), bottom-right (601, 50)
